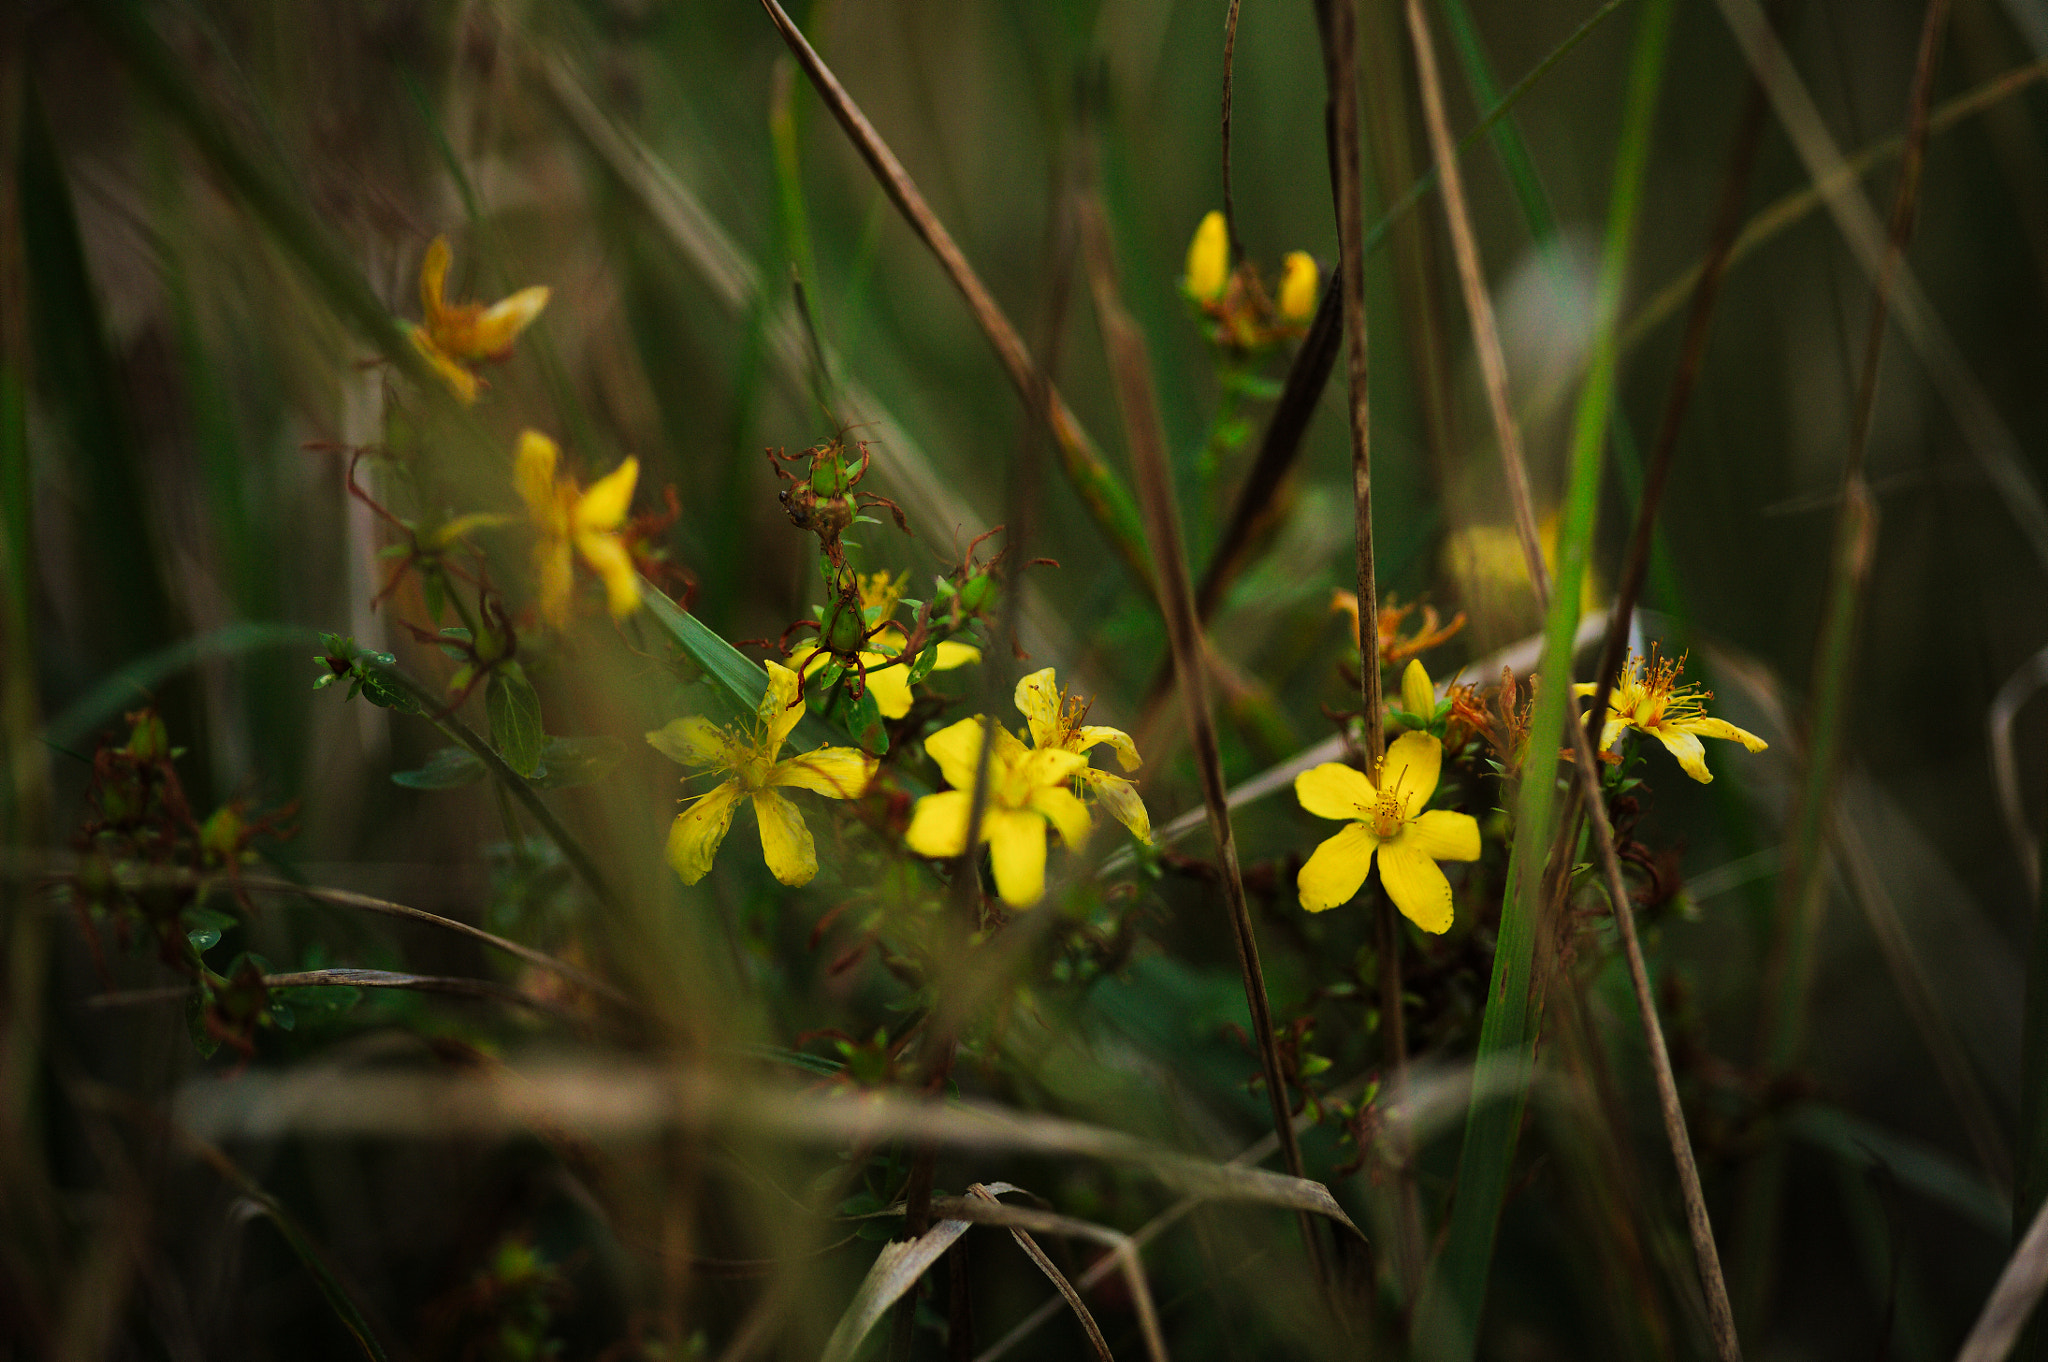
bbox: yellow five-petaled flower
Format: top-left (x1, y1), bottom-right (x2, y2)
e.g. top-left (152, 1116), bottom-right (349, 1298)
top-left (409, 236), bottom-right (549, 404)
top-left (1013, 668), bottom-right (1150, 842)
top-left (648, 661), bottom-right (878, 887)
top-left (905, 717), bottom-right (1092, 908)
top-left (514, 431), bottom-right (642, 629)
top-left (1294, 731), bottom-right (1480, 933)
top-left (1574, 649), bottom-right (1766, 784)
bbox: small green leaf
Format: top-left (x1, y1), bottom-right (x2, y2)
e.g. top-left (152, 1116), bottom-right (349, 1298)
top-left (391, 746), bottom-right (490, 790)
top-left (486, 667), bottom-right (545, 778)
top-left (184, 905), bottom-right (237, 954)
top-left (906, 640), bottom-right (941, 686)
top-left (528, 736), bottom-right (625, 789)
top-left (839, 685), bottom-right (886, 755)
top-left (354, 668), bottom-right (419, 714)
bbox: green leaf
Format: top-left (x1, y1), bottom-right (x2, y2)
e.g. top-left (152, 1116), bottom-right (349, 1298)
top-left (184, 905), bottom-right (237, 955)
top-left (906, 640), bottom-right (941, 686)
top-left (636, 576), bottom-right (841, 748)
top-left (391, 745), bottom-right (489, 790)
top-left (528, 736), bottom-right (625, 789)
top-left (837, 684), bottom-right (886, 755)
top-left (486, 668), bottom-right (545, 778)
top-left (354, 667), bottom-right (420, 714)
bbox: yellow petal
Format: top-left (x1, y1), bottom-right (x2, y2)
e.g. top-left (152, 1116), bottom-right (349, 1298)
top-left (1401, 658), bottom-right (1434, 720)
top-left (1378, 838), bottom-right (1455, 934)
top-left (1184, 210), bottom-right (1229, 301)
top-left (1378, 731), bottom-right (1443, 820)
top-left (576, 530), bottom-right (641, 618)
top-left (905, 788), bottom-right (977, 858)
top-left (752, 789), bottom-right (817, 886)
top-left (470, 285), bottom-right (550, 358)
top-left (419, 235), bottom-right (453, 323)
top-left (985, 808), bottom-right (1050, 907)
top-left (1599, 714), bottom-right (1629, 753)
top-left (514, 430), bottom-right (560, 521)
top-left (1075, 724), bottom-right (1141, 772)
top-left (1682, 716), bottom-right (1768, 753)
top-left (773, 747), bottom-right (877, 799)
top-left (859, 653), bottom-right (914, 719)
top-left (1029, 785), bottom-right (1092, 851)
top-left (1015, 746), bottom-right (1088, 791)
top-left (925, 717), bottom-right (996, 793)
top-left (665, 779), bottom-right (743, 884)
top-left (646, 715), bottom-right (734, 768)
top-left (1649, 724), bottom-right (1713, 783)
top-left (1084, 770), bottom-right (1151, 842)
top-left (760, 661), bottom-right (806, 755)
top-left (1295, 762), bottom-right (1374, 822)
top-left (575, 457), bottom-right (639, 534)
top-left (534, 540), bottom-right (575, 628)
top-left (1013, 669), bottom-right (1062, 749)
top-left (411, 326), bottom-right (478, 403)
top-left (1278, 251), bottom-right (1318, 320)
top-left (1298, 823), bottom-right (1377, 912)
top-left (427, 512), bottom-right (516, 548)
top-left (933, 640), bottom-right (981, 671)
top-left (1408, 809), bottom-right (1481, 862)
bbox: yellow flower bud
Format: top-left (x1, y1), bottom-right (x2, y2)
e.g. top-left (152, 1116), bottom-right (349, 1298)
top-left (1401, 658), bottom-right (1434, 721)
top-left (1184, 211), bottom-right (1229, 301)
top-left (1278, 251), bottom-right (1319, 320)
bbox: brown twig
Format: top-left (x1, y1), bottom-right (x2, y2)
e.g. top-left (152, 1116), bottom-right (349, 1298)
top-left (1221, 0), bottom-right (1245, 263)
top-left (1075, 190), bottom-right (1323, 1285)
top-left (1314, 0), bottom-right (1383, 768)
top-left (754, 0), bottom-right (1156, 599)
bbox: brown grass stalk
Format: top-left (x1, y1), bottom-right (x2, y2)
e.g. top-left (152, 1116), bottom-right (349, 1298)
top-left (1405, 1), bottom-right (1740, 1352)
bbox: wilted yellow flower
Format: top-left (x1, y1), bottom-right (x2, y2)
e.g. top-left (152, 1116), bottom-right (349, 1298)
top-left (1294, 731), bottom-right (1480, 932)
top-left (1278, 251), bottom-right (1319, 320)
top-left (648, 661), bottom-right (878, 887)
top-left (1573, 649), bottom-right (1766, 784)
top-left (1184, 210), bottom-right (1230, 301)
top-left (513, 430), bottom-right (641, 627)
top-left (409, 236), bottom-right (549, 404)
top-left (1331, 590), bottom-right (1466, 667)
top-left (905, 717), bottom-right (1092, 907)
top-left (787, 570), bottom-right (979, 719)
top-left (1014, 668), bottom-right (1149, 841)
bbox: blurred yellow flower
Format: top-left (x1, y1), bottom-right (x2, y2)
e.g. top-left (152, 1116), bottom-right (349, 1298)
top-left (648, 661), bottom-right (878, 887)
top-left (1293, 731), bottom-right (1480, 932)
top-left (513, 430), bottom-right (641, 628)
top-left (1574, 650), bottom-right (1766, 784)
top-left (1013, 668), bottom-right (1149, 842)
top-left (409, 236), bottom-right (549, 404)
top-left (1184, 210), bottom-right (1230, 301)
top-left (1278, 251), bottom-right (1319, 320)
top-left (905, 716), bottom-right (1091, 907)
top-left (787, 570), bottom-right (979, 719)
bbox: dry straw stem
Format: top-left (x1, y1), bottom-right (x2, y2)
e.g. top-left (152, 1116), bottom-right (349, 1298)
top-left (1220, 0), bottom-right (1245, 264)
top-left (752, 0), bottom-right (1157, 600)
top-left (1959, 1195), bottom-right (2048, 1362)
top-left (958, 1186), bottom-right (1115, 1362)
top-left (1406, 0), bottom-right (1738, 1352)
top-left (1075, 188), bottom-right (1322, 1284)
top-left (1314, 0), bottom-right (1384, 767)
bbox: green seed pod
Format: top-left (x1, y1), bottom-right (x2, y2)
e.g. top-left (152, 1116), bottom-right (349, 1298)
top-left (958, 571), bottom-right (997, 614)
top-left (823, 596), bottom-right (867, 654)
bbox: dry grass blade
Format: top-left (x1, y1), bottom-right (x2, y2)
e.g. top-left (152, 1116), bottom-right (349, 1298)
top-left (1221, 0), bottom-right (1245, 262)
top-left (946, 1186), bottom-right (1168, 1362)
top-left (1074, 189), bottom-right (1320, 1280)
top-left (1314, 0), bottom-right (1384, 762)
top-left (1957, 1195), bottom-right (2048, 1362)
top-left (961, 1186), bottom-right (1115, 1362)
top-left (819, 1215), bottom-right (971, 1362)
top-left (752, 0), bottom-right (1156, 597)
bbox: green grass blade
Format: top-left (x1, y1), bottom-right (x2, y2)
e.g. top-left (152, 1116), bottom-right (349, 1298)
top-left (635, 577), bottom-right (846, 753)
top-left (1428, 0), bottom-right (1674, 1350)
top-left (1434, 0), bottom-right (1567, 242)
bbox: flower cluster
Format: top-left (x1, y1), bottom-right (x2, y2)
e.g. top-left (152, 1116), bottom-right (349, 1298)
top-left (1183, 210), bottom-right (1319, 351)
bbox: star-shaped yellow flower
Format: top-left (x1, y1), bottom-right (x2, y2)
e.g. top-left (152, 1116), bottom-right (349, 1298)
top-left (904, 717), bottom-right (1092, 907)
top-left (1294, 731), bottom-right (1480, 932)
top-left (1013, 668), bottom-right (1149, 842)
top-left (513, 430), bottom-right (641, 628)
top-left (408, 236), bottom-right (549, 404)
top-left (648, 661), bottom-right (878, 887)
top-left (1573, 649), bottom-right (1766, 784)
top-left (788, 571), bottom-right (979, 719)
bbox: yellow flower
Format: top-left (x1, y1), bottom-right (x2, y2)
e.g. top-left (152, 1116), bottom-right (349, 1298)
top-left (647, 660), bottom-right (878, 887)
top-left (1278, 251), bottom-right (1319, 320)
top-left (1573, 650), bottom-right (1766, 784)
top-left (1013, 668), bottom-right (1149, 841)
top-left (788, 571), bottom-right (979, 719)
top-left (904, 717), bottom-right (1092, 907)
top-left (513, 431), bottom-right (641, 628)
top-left (1293, 731), bottom-right (1480, 932)
top-left (408, 236), bottom-right (549, 404)
top-left (1184, 210), bottom-right (1230, 302)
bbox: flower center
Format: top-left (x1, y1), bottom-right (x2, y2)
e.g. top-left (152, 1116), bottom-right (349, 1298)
top-left (1367, 791), bottom-right (1406, 840)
